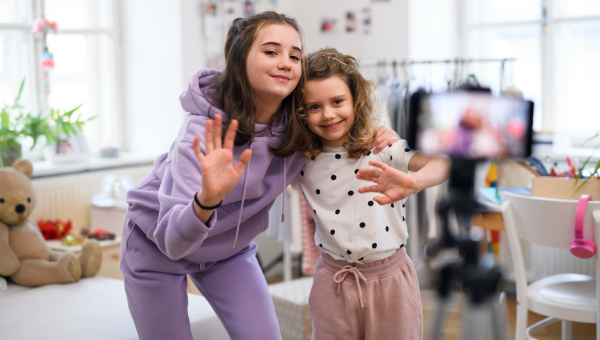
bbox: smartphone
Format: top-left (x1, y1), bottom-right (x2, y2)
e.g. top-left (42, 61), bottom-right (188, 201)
top-left (408, 90), bottom-right (534, 160)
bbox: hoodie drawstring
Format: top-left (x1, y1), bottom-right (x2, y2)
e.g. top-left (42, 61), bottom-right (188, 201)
top-left (233, 148), bottom-right (287, 249)
top-left (282, 158), bottom-right (287, 223)
top-left (234, 143), bottom-right (253, 248)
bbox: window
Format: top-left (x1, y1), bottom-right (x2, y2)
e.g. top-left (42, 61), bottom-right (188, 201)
top-left (463, 0), bottom-right (600, 138)
top-left (0, 0), bottom-right (118, 157)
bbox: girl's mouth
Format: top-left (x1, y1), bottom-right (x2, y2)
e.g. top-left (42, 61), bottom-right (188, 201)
top-left (272, 75), bottom-right (290, 83)
top-left (320, 120), bottom-right (343, 130)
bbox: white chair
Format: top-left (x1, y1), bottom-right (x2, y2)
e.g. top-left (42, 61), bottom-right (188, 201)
top-left (501, 192), bottom-right (600, 340)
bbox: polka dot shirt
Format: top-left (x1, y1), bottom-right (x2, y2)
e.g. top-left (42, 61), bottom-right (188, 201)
top-left (292, 140), bottom-right (417, 263)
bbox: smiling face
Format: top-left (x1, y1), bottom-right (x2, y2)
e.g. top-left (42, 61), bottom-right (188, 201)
top-left (304, 75), bottom-right (355, 148)
top-left (245, 23), bottom-right (302, 107)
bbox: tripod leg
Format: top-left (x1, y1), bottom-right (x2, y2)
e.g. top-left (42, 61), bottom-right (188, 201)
top-left (428, 297), bottom-right (448, 340)
top-left (491, 292), bottom-right (506, 340)
top-left (561, 320), bottom-right (572, 340)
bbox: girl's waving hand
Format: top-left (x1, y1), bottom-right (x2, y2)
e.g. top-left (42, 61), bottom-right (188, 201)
top-left (193, 114), bottom-right (252, 212)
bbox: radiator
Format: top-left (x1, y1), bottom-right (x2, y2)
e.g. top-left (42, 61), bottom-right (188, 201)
top-left (30, 165), bottom-right (152, 231)
top-left (499, 232), bottom-right (596, 282)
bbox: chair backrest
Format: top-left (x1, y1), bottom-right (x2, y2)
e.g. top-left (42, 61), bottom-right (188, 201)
top-left (500, 192), bottom-right (600, 249)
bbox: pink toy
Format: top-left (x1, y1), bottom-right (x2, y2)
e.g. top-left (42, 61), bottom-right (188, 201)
top-left (570, 195), bottom-right (595, 259)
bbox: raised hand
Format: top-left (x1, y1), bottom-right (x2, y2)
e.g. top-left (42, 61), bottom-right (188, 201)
top-left (356, 160), bottom-right (418, 205)
top-left (193, 114), bottom-right (252, 207)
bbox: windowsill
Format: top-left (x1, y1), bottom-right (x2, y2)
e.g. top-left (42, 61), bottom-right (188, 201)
top-left (32, 152), bottom-right (158, 179)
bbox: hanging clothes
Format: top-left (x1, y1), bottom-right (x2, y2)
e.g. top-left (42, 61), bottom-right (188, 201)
top-left (300, 195), bottom-right (320, 275)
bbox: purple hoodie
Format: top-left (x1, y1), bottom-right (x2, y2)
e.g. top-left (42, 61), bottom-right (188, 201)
top-left (125, 69), bottom-right (305, 264)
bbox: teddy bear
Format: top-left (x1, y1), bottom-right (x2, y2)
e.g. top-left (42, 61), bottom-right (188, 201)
top-left (0, 159), bottom-right (102, 287)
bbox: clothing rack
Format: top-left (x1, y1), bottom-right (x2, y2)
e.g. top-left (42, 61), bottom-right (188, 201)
top-left (359, 57), bottom-right (516, 66)
top-left (360, 57), bottom-right (516, 90)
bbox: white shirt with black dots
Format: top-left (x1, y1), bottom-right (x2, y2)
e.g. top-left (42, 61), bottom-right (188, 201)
top-left (292, 140), bottom-right (417, 263)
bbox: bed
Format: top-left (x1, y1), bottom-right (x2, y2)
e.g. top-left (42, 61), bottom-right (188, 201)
top-left (0, 277), bottom-right (229, 340)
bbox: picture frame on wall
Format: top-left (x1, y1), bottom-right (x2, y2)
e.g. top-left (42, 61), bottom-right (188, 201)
top-left (46, 131), bottom-right (90, 164)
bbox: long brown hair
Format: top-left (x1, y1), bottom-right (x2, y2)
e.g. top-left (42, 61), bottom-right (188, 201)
top-left (293, 48), bottom-right (378, 160)
top-left (212, 11), bottom-right (306, 157)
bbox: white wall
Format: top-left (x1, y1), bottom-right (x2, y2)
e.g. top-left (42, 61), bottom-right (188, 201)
top-left (119, 0), bottom-right (204, 154)
top-left (281, 0), bottom-right (410, 63)
top-left (409, 0), bottom-right (458, 60)
top-left (406, 0), bottom-right (459, 92)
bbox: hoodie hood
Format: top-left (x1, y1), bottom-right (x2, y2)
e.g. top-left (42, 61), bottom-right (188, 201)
top-left (179, 68), bottom-right (229, 123)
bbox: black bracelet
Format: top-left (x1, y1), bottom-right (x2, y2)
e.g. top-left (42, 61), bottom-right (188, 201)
top-left (194, 193), bottom-right (222, 210)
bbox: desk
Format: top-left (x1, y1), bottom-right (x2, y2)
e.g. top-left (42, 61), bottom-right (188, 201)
top-left (471, 212), bottom-right (505, 232)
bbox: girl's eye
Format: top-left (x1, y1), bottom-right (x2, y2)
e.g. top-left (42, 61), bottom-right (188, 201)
top-left (333, 99), bottom-right (343, 105)
top-left (291, 55), bottom-right (301, 61)
top-left (308, 105), bottom-right (320, 111)
top-left (265, 51), bottom-right (276, 56)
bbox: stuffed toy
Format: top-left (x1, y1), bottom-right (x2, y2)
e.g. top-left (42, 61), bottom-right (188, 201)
top-left (0, 159), bottom-right (102, 286)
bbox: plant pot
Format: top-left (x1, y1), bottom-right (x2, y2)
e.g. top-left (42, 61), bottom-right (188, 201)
top-left (1, 144), bottom-right (21, 167)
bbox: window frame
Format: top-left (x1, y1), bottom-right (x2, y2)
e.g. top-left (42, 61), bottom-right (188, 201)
top-left (0, 0), bottom-right (123, 155)
top-left (459, 0), bottom-right (600, 141)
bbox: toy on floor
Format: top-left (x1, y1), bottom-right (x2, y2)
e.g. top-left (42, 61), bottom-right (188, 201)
top-left (0, 159), bottom-right (103, 287)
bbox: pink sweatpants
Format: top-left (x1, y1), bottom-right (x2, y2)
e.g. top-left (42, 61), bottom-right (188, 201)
top-left (309, 247), bottom-right (423, 340)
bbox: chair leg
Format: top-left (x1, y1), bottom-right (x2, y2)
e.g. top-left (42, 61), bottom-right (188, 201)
top-left (561, 320), bottom-right (572, 340)
top-left (526, 317), bottom-right (560, 340)
top-left (515, 302), bottom-right (528, 340)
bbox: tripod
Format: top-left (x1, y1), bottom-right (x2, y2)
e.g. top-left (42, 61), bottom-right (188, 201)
top-left (426, 158), bottom-right (505, 340)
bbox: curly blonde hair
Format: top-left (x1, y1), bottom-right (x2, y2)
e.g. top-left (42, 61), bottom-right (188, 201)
top-left (293, 47), bottom-right (378, 160)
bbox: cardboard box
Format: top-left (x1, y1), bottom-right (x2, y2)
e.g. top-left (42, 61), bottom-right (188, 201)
top-left (269, 277), bottom-right (313, 340)
top-left (531, 177), bottom-right (600, 201)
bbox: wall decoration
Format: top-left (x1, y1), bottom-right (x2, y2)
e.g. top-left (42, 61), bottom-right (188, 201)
top-left (362, 7), bottom-right (372, 34)
top-left (32, 18), bottom-right (58, 94)
top-left (244, 1), bottom-right (254, 17)
top-left (321, 17), bottom-right (337, 34)
top-left (346, 11), bottom-right (356, 33)
top-left (203, 0), bottom-right (218, 39)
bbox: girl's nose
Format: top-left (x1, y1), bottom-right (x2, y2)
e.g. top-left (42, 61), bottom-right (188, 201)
top-left (323, 107), bottom-right (336, 120)
top-left (278, 55), bottom-right (292, 70)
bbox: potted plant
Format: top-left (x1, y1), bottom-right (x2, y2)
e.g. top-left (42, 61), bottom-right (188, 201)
top-left (575, 132), bottom-right (600, 190)
top-left (0, 79), bottom-right (94, 167)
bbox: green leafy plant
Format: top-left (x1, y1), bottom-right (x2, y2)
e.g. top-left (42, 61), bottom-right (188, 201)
top-left (574, 131), bottom-right (600, 191)
top-left (0, 79), bottom-right (95, 166)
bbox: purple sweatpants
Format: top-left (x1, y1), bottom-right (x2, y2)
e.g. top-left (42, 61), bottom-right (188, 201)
top-left (120, 219), bottom-right (282, 340)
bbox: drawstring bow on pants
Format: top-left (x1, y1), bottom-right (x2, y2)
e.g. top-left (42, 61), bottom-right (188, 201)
top-left (333, 265), bottom-right (367, 308)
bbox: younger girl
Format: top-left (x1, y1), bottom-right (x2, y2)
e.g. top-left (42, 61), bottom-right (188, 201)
top-left (292, 48), bottom-right (450, 339)
top-left (120, 13), bottom-right (398, 340)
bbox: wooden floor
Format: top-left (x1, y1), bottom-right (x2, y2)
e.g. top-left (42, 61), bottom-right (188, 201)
top-left (420, 290), bottom-right (596, 339)
top-left (268, 275), bottom-right (597, 339)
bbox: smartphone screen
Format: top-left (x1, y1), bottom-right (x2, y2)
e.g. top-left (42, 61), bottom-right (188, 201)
top-left (414, 92), bottom-right (533, 159)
